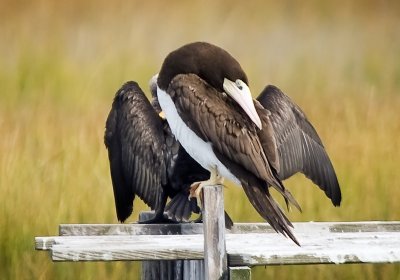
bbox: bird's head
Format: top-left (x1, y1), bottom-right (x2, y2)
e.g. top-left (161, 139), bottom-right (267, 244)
top-left (158, 42), bottom-right (262, 129)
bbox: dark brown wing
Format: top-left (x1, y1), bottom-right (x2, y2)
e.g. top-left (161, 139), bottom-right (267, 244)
top-left (168, 74), bottom-right (275, 183)
top-left (104, 81), bottom-right (166, 222)
top-left (253, 101), bottom-right (280, 175)
top-left (167, 74), bottom-right (298, 244)
top-left (257, 85), bottom-right (341, 206)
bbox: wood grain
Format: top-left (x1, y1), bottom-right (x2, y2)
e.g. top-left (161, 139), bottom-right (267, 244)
top-left (203, 185), bottom-right (228, 279)
top-left (36, 222), bottom-right (400, 266)
top-left (138, 212), bottom-right (204, 280)
top-left (58, 221), bottom-right (400, 236)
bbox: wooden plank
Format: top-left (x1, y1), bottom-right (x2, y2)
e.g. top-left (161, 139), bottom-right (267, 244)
top-left (36, 236), bottom-right (57, 251)
top-left (35, 225), bottom-right (400, 265)
top-left (48, 235), bottom-right (203, 261)
top-left (226, 231), bottom-right (400, 265)
top-left (141, 261), bottom-right (176, 280)
top-left (183, 260), bottom-right (205, 280)
top-left (38, 222), bottom-right (400, 251)
top-left (138, 212), bottom-right (204, 280)
top-left (58, 221), bottom-right (400, 236)
top-left (203, 185), bottom-right (228, 279)
top-left (59, 223), bottom-right (204, 236)
top-left (141, 260), bottom-right (204, 280)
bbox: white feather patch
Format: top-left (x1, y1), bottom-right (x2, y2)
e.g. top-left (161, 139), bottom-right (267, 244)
top-left (157, 87), bottom-right (240, 184)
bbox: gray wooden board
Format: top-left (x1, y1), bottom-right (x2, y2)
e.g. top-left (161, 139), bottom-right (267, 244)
top-left (58, 221), bottom-right (400, 236)
top-left (35, 222), bottom-right (400, 266)
top-left (138, 211), bottom-right (204, 280)
top-left (141, 260), bottom-right (204, 280)
top-left (59, 223), bottom-right (204, 236)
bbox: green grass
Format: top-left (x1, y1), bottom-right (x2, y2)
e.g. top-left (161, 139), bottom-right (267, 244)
top-left (1, 1), bottom-right (400, 279)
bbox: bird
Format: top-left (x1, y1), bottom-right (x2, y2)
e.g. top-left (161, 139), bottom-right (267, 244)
top-left (155, 41), bottom-right (341, 245)
top-left (104, 79), bottom-right (211, 224)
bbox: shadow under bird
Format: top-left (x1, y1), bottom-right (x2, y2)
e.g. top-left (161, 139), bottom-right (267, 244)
top-left (105, 80), bottom-right (213, 223)
top-left (155, 42), bottom-right (341, 245)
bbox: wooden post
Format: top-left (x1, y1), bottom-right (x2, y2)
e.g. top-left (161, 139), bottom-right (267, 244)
top-left (140, 212), bottom-right (204, 280)
top-left (203, 185), bottom-right (228, 280)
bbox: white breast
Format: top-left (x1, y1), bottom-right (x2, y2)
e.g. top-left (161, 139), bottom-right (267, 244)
top-left (157, 87), bottom-right (239, 184)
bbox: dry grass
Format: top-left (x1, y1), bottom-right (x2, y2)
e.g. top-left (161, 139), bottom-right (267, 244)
top-left (1, 0), bottom-right (400, 279)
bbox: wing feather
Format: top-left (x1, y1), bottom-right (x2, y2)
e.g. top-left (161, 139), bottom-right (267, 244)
top-left (257, 85), bottom-right (341, 206)
top-left (166, 74), bottom-right (298, 242)
top-left (168, 74), bottom-right (275, 184)
top-left (105, 81), bottom-right (166, 222)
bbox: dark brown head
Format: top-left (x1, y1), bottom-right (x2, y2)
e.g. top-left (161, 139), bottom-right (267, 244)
top-left (157, 42), bottom-right (261, 129)
top-left (157, 42), bottom-right (248, 92)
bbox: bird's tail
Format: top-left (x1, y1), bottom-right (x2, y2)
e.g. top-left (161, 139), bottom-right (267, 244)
top-left (269, 175), bottom-right (302, 213)
top-left (165, 191), bottom-right (200, 222)
top-left (241, 180), bottom-right (300, 246)
top-left (165, 188), bottom-right (234, 229)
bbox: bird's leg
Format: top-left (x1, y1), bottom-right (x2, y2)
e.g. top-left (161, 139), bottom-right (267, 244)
top-left (138, 191), bottom-right (177, 224)
top-left (188, 169), bottom-right (235, 229)
top-left (192, 211), bottom-right (234, 229)
top-left (188, 167), bottom-right (224, 210)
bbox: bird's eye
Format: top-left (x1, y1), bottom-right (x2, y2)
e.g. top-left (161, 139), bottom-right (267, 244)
top-left (235, 80), bottom-right (243, 90)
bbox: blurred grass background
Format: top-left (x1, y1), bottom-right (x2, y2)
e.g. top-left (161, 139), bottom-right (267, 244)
top-left (1, 0), bottom-right (400, 279)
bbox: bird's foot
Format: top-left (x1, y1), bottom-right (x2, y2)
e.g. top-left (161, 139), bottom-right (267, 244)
top-left (188, 182), bottom-right (202, 202)
top-left (138, 213), bottom-right (177, 224)
top-left (188, 169), bottom-right (224, 208)
top-left (190, 212), bottom-right (234, 229)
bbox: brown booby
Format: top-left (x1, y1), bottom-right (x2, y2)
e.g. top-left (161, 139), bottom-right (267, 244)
top-left (156, 42), bottom-right (341, 244)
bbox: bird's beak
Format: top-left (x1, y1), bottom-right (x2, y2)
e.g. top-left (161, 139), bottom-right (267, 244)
top-left (223, 78), bottom-right (262, 129)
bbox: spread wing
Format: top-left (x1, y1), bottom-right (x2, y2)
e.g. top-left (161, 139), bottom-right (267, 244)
top-left (104, 81), bottom-right (166, 222)
top-left (257, 85), bottom-right (341, 206)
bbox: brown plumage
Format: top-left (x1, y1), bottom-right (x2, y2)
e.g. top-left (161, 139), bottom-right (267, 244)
top-left (256, 85), bottom-right (341, 206)
top-left (156, 42), bottom-right (341, 245)
top-left (166, 73), bottom-right (300, 243)
top-left (104, 81), bottom-right (210, 223)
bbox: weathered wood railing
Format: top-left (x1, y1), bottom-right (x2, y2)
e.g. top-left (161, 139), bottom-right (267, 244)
top-left (35, 185), bottom-right (400, 279)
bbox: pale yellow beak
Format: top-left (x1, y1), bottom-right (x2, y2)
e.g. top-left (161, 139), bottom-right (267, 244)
top-left (223, 78), bottom-right (262, 129)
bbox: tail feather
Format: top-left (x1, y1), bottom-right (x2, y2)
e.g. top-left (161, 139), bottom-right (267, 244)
top-left (165, 193), bottom-right (183, 220)
top-left (166, 190), bottom-right (234, 229)
top-left (242, 181), bottom-right (300, 246)
top-left (224, 211), bottom-right (234, 229)
top-left (174, 195), bottom-right (186, 221)
top-left (181, 198), bottom-right (192, 222)
top-left (269, 172), bottom-right (302, 212)
top-left (165, 191), bottom-right (198, 222)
